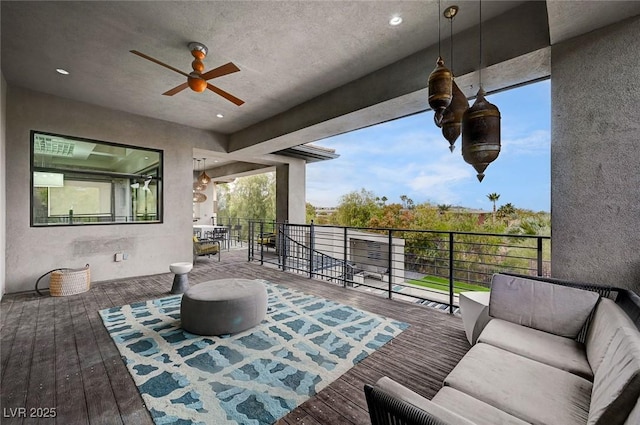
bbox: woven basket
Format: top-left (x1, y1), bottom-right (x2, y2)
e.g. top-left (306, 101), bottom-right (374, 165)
top-left (49, 265), bottom-right (91, 297)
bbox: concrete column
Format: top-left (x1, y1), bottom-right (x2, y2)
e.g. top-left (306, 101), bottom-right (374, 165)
top-left (211, 182), bottom-right (218, 225)
top-left (551, 16), bottom-right (640, 292)
top-left (276, 159), bottom-right (306, 224)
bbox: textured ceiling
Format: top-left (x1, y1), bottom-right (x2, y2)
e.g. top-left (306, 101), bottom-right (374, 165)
top-left (3, 1), bottom-right (639, 141)
top-left (1, 1), bottom-right (525, 134)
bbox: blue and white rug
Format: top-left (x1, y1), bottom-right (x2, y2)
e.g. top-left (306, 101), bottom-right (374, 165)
top-left (99, 280), bottom-right (409, 425)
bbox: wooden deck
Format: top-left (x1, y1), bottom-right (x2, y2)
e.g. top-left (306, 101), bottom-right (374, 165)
top-left (0, 249), bottom-right (471, 425)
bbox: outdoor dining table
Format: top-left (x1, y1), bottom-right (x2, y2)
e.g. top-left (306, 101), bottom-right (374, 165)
top-left (193, 225), bottom-right (230, 249)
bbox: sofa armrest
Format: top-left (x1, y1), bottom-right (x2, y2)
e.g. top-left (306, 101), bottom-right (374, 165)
top-left (365, 384), bottom-right (449, 425)
top-left (365, 377), bottom-right (476, 425)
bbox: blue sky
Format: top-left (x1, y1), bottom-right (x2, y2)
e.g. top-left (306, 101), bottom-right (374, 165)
top-left (306, 80), bottom-right (551, 212)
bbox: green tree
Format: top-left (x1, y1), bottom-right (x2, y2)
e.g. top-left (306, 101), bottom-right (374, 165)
top-left (399, 195), bottom-right (415, 210)
top-left (437, 204), bottom-right (452, 215)
top-left (305, 202), bottom-right (316, 224)
top-left (487, 192), bottom-right (500, 222)
top-left (497, 203), bottom-right (516, 221)
top-left (217, 173), bottom-right (276, 222)
top-left (334, 188), bottom-right (379, 227)
top-left (369, 203), bottom-right (414, 230)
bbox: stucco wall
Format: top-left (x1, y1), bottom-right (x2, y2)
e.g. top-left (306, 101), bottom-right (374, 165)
top-left (551, 16), bottom-right (640, 292)
top-left (276, 160), bottom-right (306, 225)
top-left (1, 74), bottom-right (7, 299)
top-left (4, 87), bottom-right (227, 293)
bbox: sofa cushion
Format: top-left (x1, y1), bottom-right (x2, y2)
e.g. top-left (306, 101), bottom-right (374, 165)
top-left (588, 326), bottom-right (640, 425)
top-left (477, 318), bottom-right (592, 380)
top-left (489, 274), bottom-right (600, 338)
top-left (585, 298), bottom-right (637, 374)
top-left (375, 377), bottom-right (475, 425)
top-left (444, 343), bottom-right (592, 425)
top-left (432, 387), bottom-right (530, 425)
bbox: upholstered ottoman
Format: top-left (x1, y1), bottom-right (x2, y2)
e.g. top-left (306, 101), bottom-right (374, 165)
top-left (180, 278), bottom-right (268, 336)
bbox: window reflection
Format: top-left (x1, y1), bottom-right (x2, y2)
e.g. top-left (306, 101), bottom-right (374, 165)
top-left (31, 131), bottom-right (163, 226)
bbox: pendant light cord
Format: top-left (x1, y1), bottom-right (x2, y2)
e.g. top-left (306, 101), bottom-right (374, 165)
top-left (479, 0), bottom-right (483, 88)
top-left (438, 0), bottom-right (442, 58)
top-left (450, 11), bottom-right (454, 74)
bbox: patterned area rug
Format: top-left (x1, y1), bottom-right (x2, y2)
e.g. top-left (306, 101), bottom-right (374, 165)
top-left (99, 280), bottom-right (408, 425)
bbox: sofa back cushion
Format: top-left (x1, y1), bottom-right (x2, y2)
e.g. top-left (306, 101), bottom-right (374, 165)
top-left (588, 326), bottom-right (640, 425)
top-left (489, 274), bottom-right (600, 338)
top-left (586, 298), bottom-right (637, 374)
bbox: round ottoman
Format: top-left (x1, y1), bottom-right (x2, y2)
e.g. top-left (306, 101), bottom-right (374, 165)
top-left (180, 279), bottom-right (268, 336)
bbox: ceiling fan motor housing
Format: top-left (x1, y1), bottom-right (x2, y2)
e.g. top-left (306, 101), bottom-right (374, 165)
top-left (188, 76), bottom-right (207, 92)
top-left (188, 42), bottom-right (208, 92)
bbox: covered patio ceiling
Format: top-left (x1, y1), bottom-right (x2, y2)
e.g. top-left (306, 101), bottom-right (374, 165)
top-left (2, 1), bottom-right (640, 165)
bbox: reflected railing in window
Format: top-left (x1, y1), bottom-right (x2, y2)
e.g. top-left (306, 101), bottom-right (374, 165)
top-left (31, 131), bottom-right (163, 226)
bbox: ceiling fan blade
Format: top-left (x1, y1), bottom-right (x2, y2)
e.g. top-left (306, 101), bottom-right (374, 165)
top-left (207, 83), bottom-right (245, 106)
top-left (201, 62), bottom-right (241, 81)
top-left (162, 82), bottom-right (189, 96)
top-left (130, 50), bottom-right (190, 78)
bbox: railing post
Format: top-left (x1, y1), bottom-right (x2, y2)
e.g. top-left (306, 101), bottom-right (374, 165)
top-left (259, 221), bottom-right (264, 266)
top-left (537, 237), bottom-right (543, 276)
top-left (449, 232), bottom-right (454, 314)
top-left (309, 221), bottom-right (315, 279)
top-left (247, 221), bottom-right (252, 261)
top-left (388, 230), bottom-right (393, 299)
top-left (343, 227), bottom-right (348, 288)
top-left (281, 222), bottom-right (287, 272)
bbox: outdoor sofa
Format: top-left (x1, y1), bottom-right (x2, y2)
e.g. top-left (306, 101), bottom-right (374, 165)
top-left (365, 273), bottom-right (640, 425)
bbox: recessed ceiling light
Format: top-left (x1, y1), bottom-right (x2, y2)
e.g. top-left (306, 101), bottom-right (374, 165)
top-left (216, 113), bottom-right (224, 118)
top-left (56, 68), bottom-right (70, 75)
top-left (389, 16), bottom-right (403, 26)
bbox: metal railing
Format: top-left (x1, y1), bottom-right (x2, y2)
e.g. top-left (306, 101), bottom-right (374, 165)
top-left (248, 221), bottom-right (551, 313)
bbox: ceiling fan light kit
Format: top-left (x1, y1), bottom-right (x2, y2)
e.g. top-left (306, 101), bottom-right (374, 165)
top-left (130, 41), bottom-right (244, 106)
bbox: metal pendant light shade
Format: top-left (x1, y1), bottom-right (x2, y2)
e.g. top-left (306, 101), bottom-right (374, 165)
top-left (441, 79), bottom-right (469, 151)
top-left (462, 88), bottom-right (501, 182)
top-left (428, 57), bottom-right (453, 125)
top-left (197, 158), bottom-right (211, 186)
top-left (198, 170), bottom-right (211, 186)
top-left (193, 191), bottom-right (207, 203)
top-left (193, 181), bottom-right (207, 191)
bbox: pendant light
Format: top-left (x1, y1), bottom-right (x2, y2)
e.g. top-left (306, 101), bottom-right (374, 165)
top-left (193, 191), bottom-right (207, 203)
top-left (198, 158), bottom-right (211, 186)
top-left (428, 0), bottom-right (453, 125)
top-left (461, 0), bottom-right (501, 182)
top-left (440, 5), bottom-right (469, 152)
top-left (192, 158), bottom-right (207, 201)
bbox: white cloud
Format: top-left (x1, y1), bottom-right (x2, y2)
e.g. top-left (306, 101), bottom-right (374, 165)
top-left (405, 155), bottom-right (474, 204)
top-left (501, 130), bottom-right (550, 156)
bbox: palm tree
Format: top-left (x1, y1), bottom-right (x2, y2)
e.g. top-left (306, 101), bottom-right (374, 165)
top-left (437, 204), bottom-right (451, 215)
top-left (487, 193), bottom-right (500, 222)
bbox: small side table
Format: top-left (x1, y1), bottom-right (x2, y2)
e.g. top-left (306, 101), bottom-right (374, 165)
top-left (169, 262), bottom-right (193, 294)
top-left (459, 291), bottom-right (491, 345)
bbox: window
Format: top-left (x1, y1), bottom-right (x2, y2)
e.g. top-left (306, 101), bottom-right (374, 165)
top-left (31, 131), bottom-right (163, 226)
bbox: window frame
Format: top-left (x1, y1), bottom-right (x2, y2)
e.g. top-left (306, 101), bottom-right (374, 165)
top-left (30, 130), bottom-right (164, 227)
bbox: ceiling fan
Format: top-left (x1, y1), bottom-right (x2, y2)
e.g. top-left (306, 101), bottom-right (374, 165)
top-left (130, 42), bottom-right (244, 106)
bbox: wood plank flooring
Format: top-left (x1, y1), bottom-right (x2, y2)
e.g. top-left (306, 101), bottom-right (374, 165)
top-left (0, 249), bottom-right (471, 425)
